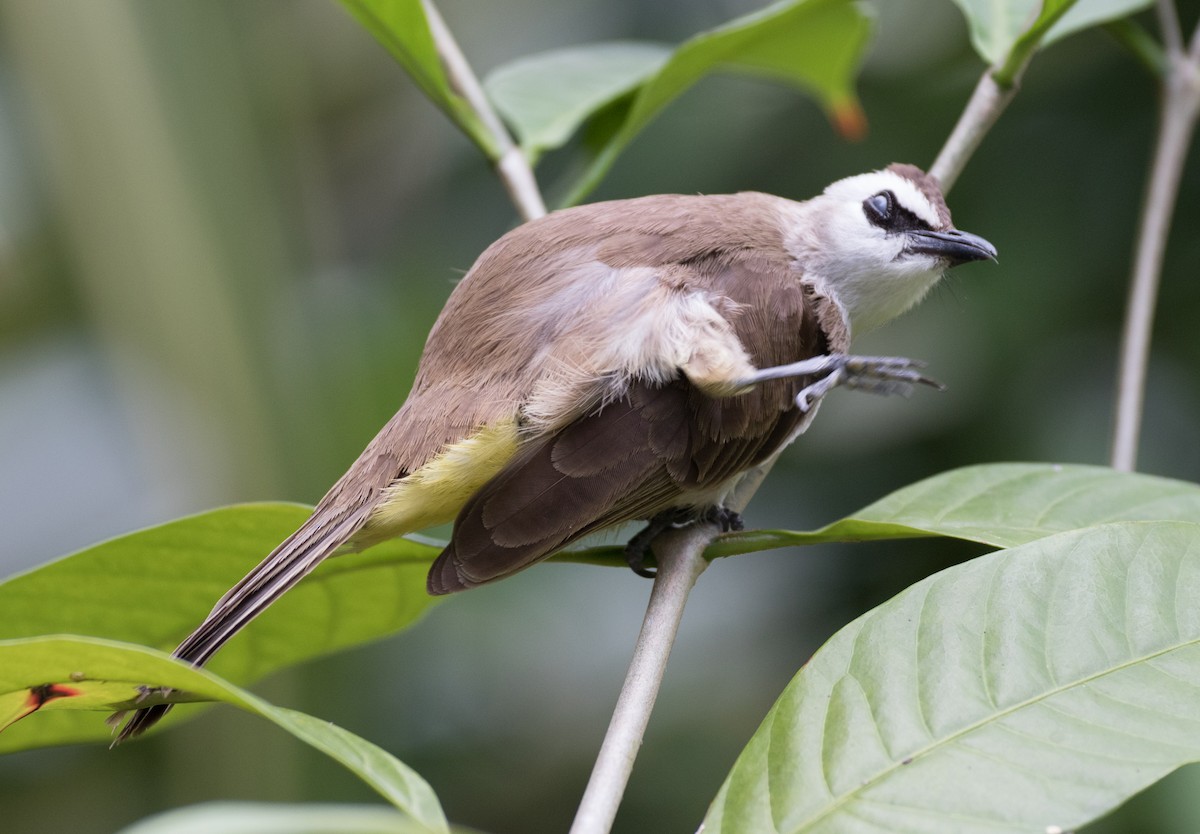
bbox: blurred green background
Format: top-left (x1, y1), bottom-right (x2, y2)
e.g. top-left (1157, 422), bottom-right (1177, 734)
top-left (2, 0), bottom-right (1199, 831)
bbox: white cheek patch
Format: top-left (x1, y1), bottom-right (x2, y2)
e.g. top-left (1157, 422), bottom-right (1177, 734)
top-left (825, 170), bottom-right (941, 230)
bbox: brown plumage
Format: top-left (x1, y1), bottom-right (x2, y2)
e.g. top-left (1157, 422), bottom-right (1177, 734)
top-left (115, 165), bottom-right (991, 740)
top-left (430, 270), bottom-right (834, 593)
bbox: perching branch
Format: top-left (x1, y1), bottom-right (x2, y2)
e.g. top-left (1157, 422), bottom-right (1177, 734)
top-left (1110, 14), bottom-right (1200, 471)
top-left (421, 0), bottom-right (546, 221)
top-left (569, 523), bottom-right (711, 834)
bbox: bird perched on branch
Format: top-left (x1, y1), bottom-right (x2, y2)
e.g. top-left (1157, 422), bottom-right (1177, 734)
top-left (115, 163), bottom-right (995, 740)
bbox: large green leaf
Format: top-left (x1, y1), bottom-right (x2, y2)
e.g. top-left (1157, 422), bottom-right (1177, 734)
top-left (951, 0), bottom-right (1152, 67)
top-left (551, 0), bottom-right (873, 205)
top-left (0, 636), bottom-right (449, 834)
top-left (704, 520), bottom-right (1200, 833)
top-left (709, 462), bottom-right (1200, 556)
top-left (337, 0), bottom-right (497, 156)
top-left (564, 463), bottom-right (1200, 563)
top-left (0, 503), bottom-right (440, 741)
top-left (1047, 0), bottom-right (1155, 41)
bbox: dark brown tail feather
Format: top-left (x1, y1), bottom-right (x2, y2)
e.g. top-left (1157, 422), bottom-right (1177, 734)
top-left (112, 505), bottom-right (373, 743)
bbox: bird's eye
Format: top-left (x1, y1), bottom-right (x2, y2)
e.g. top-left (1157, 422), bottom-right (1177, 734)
top-left (863, 191), bottom-right (894, 227)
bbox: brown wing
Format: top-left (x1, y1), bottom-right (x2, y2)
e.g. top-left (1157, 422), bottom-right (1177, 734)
top-left (429, 255), bottom-right (836, 594)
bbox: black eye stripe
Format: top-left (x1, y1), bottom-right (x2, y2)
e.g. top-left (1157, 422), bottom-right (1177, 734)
top-left (863, 190), bottom-right (934, 233)
top-left (893, 204), bottom-right (931, 231)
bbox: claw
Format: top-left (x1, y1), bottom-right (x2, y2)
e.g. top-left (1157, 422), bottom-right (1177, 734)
top-left (793, 355), bottom-right (943, 412)
top-left (733, 353), bottom-right (944, 412)
top-left (796, 367), bottom-right (844, 412)
top-left (624, 507), bottom-right (745, 577)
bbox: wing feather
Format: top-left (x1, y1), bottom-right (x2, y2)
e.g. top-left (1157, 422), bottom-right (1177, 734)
top-left (430, 249), bottom-right (840, 594)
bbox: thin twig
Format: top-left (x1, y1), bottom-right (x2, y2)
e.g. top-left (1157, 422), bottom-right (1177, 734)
top-left (569, 523), bottom-right (712, 834)
top-left (928, 71), bottom-right (1017, 192)
top-left (930, 3), bottom-right (1076, 193)
top-left (1157, 0), bottom-right (1185, 56)
top-left (1111, 45), bottom-right (1200, 470)
top-left (420, 0), bottom-right (546, 221)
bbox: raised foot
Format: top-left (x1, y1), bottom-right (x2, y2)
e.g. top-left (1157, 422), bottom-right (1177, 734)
top-left (737, 354), bottom-right (944, 412)
top-left (624, 507), bottom-right (744, 578)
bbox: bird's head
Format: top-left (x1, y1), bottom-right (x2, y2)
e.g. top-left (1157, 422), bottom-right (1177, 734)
top-left (787, 163), bottom-right (996, 335)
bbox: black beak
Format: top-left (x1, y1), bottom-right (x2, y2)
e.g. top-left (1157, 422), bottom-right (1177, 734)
top-left (907, 229), bottom-right (997, 266)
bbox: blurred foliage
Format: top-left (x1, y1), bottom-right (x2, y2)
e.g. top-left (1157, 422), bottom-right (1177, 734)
top-left (1, 0), bottom-right (1199, 832)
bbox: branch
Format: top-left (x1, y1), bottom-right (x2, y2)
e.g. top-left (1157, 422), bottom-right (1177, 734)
top-left (1111, 40), bottom-right (1200, 470)
top-left (569, 523), bottom-right (712, 834)
top-left (421, 0), bottom-right (546, 221)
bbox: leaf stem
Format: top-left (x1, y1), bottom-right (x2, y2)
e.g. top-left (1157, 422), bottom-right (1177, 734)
top-left (928, 69), bottom-right (1019, 193)
top-left (992, 1), bottom-right (1076, 88)
top-left (569, 523), bottom-right (711, 834)
top-left (1111, 31), bottom-right (1200, 471)
top-left (420, 0), bottom-right (546, 220)
top-left (931, 0), bottom-right (1087, 192)
top-left (1104, 20), bottom-right (1170, 77)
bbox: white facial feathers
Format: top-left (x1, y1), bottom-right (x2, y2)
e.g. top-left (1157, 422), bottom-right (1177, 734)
top-left (779, 167), bottom-right (954, 336)
top-left (824, 169), bottom-right (944, 229)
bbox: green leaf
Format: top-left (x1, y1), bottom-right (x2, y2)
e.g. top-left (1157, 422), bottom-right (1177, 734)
top-left (0, 504), bottom-right (440, 742)
top-left (117, 802), bottom-right (433, 834)
top-left (707, 462), bottom-right (1200, 556)
top-left (1047, 0), bottom-right (1155, 42)
top-left (485, 42), bottom-right (672, 163)
top-left (337, 0), bottom-right (497, 156)
top-left (951, 0), bottom-right (1070, 65)
top-left (704, 520), bottom-right (1200, 833)
top-left (563, 463), bottom-right (1200, 563)
top-left (557, 0), bottom-right (873, 205)
top-left (0, 636), bottom-right (449, 834)
top-left (951, 0), bottom-right (1152, 68)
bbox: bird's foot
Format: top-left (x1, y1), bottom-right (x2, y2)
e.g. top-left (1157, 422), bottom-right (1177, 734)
top-left (737, 354), bottom-right (943, 413)
top-left (624, 506), bottom-right (744, 578)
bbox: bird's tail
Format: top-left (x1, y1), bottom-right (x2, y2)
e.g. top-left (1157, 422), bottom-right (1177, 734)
top-left (112, 504), bottom-right (373, 743)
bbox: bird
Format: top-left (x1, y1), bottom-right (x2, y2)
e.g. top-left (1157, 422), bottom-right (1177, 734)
top-left (113, 163), bottom-right (995, 740)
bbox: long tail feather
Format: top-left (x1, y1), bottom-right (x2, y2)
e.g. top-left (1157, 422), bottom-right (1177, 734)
top-left (112, 504), bottom-right (373, 742)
